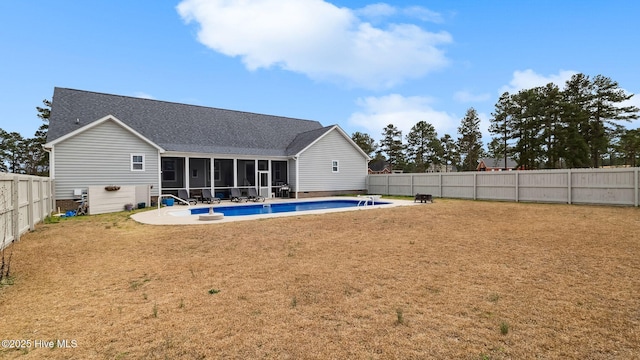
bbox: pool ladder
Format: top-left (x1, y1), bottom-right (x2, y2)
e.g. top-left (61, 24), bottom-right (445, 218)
top-left (357, 195), bottom-right (381, 207)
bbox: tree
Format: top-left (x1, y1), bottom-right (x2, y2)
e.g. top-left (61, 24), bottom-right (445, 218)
top-left (457, 108), bottom-right (483, 171)
top-left (586, 75), bottom-right (639, 167)
top-left (489, 92), bottom-right (516, 169)
top-left (560, 73), bottom-right (592, 168)
top-left (379, 124), bottom-right (405, 170)
top-left (537, 83), bottom-right (564, 168)
top-left (510, 88), bottom-right (546, 169)
top-left (405, 121), bottom-right (441, 172)
top-left (486, 137), bottom-right (506, 160)
top-left (29, 99), bottom-right (51, 176)
top-left (440, 133), bottom-right (459, 172)
top-left (351, 131), bottom-right (377, 158)
top-left (0, 131), bottom-right (26, 173)
top-left (616, 128), bottom-right (640, 167)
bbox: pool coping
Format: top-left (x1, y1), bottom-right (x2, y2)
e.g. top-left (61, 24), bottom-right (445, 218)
top-left (130, 196), bottom-right (418, 225)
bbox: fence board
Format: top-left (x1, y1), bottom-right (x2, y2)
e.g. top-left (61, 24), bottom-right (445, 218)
top-left (0, 173), bottom-right (53, 250)
top-left (368, 168), bottom-right (640, 207)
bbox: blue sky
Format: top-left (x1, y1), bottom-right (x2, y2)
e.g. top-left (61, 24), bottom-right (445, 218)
top-left (1, 1), bottom-right (639, 143)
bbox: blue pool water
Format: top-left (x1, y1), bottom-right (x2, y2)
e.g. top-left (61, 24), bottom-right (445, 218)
top-left (189, 199), bottom-right (389, 217)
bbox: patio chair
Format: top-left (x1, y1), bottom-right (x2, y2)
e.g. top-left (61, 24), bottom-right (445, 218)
top-left (177, 189), bottom-right (198, 205)
top-left (230, 188), bottom-right (248, 202)
top-left (247, 187), bottom-right (266, 202)
top-left (202, 189), bottom-right (221, 204)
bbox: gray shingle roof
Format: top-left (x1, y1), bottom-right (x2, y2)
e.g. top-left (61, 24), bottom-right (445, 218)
top-left (285, 126), bottom-right (334, 156)
top-left (48, 88), bottom-right (326, 157)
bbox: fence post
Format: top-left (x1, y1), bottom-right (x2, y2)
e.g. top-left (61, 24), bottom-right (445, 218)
top-left (439, 173), bottom-right (443, 198)
top-left (567, 169), bottom-right (572, 204)
top-left (386, 175), bottom-right (390, 195)
top-left (635, 167), bottom-right (639, 207)
top-left (12, 176), bottom-right (19, 242)
top-left (473, 173), bottom-right (477, 200)
top-left (28, 177), bottom-right (35, 231)
top-left (515, 171), bottom-right (519, 203)
top-left (39, 179), bottom-right (46, 221)
top-left (409, 174), bottom-right (412, 196)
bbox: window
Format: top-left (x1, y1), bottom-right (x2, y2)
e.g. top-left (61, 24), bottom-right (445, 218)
top-left (332, 160), bottom-right (339, 173)
top-left (162, 159), bottom-right (176, 181)
top-left (131, 154), bottom-right (145, 171)
top-left (192, 169), bottom-right (198, 178)
top-left (214, 160), bottom-right (221, 181)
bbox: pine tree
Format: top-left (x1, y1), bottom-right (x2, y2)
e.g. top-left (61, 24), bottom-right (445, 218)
top-left (511, 88), bottom-right (545, 169)
top-left (351, 131), bottom-right (377, 158)
top-left (406, 121), bottom-right (441, 172)
top-left (457, 108), bottom-right (483, 171)
top-left (440, 134), bottom-right (459, 172)
top-left (587, 75), bottom-right (639, 167)
top-left (379, 124), bottom-right (405, 170)
top-left (616, 128), bottom-right (640, 167)
top-left (489, 92), bottom-right (516, 169)
top-left (29, 99), bottom-right (51, 175)
top-left (560, 73), bottom-right (592, 168)
top-left (0, 131), bottom-right (26, 173)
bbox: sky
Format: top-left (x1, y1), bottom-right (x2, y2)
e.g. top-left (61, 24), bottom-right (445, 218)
top-left (1, 1), bottom-right (639, 144)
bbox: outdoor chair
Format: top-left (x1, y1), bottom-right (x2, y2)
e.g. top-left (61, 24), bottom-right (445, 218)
top-left (247, 188), bottom-right (266, 202)
top-left (201, 189), bottom-right (221, 204)
top-left (230, 188), bottom-right (248, 202)
top-left (177, 189), bottom-right (198, 205)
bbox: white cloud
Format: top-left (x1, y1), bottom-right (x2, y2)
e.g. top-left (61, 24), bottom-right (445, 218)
top-left (355, 4), bottom-right (443, 23)
top-left (499, 69), bottom-right (577, 94)
top-left (348, 94), bottom-right (458, 140)
top-left (454, 90), bottom-right (490, 103)
top-left (355, 3), bottom-right (397, 18)
top-left (403, 6), bottom-right (444, 23)
top-left (176, 0), bottom-right (452, 89)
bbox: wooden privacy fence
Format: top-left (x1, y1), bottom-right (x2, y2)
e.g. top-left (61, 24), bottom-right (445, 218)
top-left (368, 167), bottom-right (640, 207)
top-left (1, 173), bottom-right (54, 250)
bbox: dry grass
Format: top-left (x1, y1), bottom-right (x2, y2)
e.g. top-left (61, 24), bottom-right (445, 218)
top-left (1, 199), bottom-right (639, 359)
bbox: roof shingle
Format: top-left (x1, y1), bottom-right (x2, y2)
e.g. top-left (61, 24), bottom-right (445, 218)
top-left (48, 88), bottom-right (326, 157)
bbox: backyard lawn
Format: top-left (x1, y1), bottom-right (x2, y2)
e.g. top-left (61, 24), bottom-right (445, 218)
top-left (0, 199), bottom-right (638, 359)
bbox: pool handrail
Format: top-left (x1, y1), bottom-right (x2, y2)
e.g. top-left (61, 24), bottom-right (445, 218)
top-left (357, 194), bottom-right (382, 207)
top-left (158, 194), bottom-right (192, 215)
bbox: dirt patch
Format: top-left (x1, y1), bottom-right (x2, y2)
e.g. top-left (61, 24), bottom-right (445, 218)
top-left (1, 199), bottom-right (639, 359)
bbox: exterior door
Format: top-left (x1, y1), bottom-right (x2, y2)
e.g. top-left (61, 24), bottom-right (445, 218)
top-left (258, 171), bottom-right (270, 198)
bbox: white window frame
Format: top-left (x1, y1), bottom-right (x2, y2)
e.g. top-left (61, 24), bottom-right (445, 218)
top-left (332, 160), bottom-right (339, 173)
top-left (131, 154), bottom-right (145, 171)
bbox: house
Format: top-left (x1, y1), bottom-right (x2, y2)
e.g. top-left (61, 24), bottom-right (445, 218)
top-left (477, 157), bottom-right (518, 171)
top-left (368, 159), bottom-right (392, 174)
top-left (44, 88), bottom-right (370, 211)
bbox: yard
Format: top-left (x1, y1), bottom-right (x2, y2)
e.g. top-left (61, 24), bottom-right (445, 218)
top-left (0, 199), bottom-right (638, 359)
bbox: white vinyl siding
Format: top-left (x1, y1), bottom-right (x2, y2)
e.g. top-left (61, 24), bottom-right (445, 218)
top-left (296, 129), bottom-right (367, 192)
top-left (53, 120), bottom-right (160, 199)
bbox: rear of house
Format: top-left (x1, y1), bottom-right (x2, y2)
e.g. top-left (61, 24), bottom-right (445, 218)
top-left (45, 88), bottom-right (369, 213)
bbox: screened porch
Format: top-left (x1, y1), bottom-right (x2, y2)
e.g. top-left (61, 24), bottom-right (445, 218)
top-left (160, 157), bottom-right (290, 200)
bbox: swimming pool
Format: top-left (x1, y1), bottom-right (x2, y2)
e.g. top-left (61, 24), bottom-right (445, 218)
top-left (171, 199), bottom-right (390, 217)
